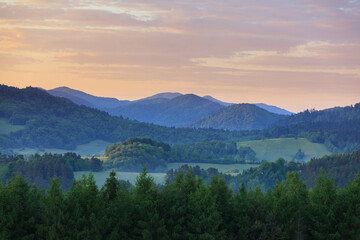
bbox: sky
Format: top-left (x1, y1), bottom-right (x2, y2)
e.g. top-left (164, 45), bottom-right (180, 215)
top-left (0, 0), bottom-right (359, 112)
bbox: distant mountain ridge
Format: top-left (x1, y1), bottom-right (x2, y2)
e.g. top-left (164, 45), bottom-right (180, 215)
top-left (0, 85), bottom-right (249, 150)
top-left (47, 87), bottom-right (293, 128)
top-left (254, 103), bottom-right (293, 115)
top-left (109, 94), bottom-right (224, 127)
top-left (188, 104), bottom-right (285, 130)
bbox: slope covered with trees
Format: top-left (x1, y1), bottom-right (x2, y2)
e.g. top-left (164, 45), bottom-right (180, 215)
top-left (0, 152), bottom-right (101, 191)
top-left (172, 140), bottom-right (257, 163)
top-left (264, 104), bottom-right (360, 152)
top-left (104, 138), bottom-right (171, 171)
top-left (1, 168), bottom-right (359, 239)
top-left (189, 103), bottom-right (285, 130)
top-left (224, 149), bottom-right (360, 191)
top-left (104, 138), bottom-right (258, 171)
top-left (109, 94), bottom-right (224, 127)
top-left (0, 85), bottom-right (252, 150)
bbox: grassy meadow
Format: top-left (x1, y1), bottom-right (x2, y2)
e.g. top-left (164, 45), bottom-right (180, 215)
top-left (166, 162), bottom-right (258, 174)
top-left (237, 137), bottom-right (331, 162)
top-left (74, 171), bottom-right (167, 187)
top-left (75, 162), bottom-right (259, 188)
top-left (0, 118), bottom-right (25, 135)
top-left (12, 140), bottom-right (112, 156)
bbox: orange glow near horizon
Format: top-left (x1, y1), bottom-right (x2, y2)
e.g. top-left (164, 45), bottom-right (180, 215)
top-left (1, 0), bottom-right (360, 112)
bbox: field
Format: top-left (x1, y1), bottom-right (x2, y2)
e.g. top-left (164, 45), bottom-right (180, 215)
top-left (74, 171), bottom-right (167, 187)
top-left (0, 118), bottom-right (25, 135)
top-left (237, 137), bottom-right (331, 162)
top-left (75, 162), bottom-right (258, 188)
top-left (12, 140), bottom-right (112, 156)
top-left (167, 162), bottom-right (258, 173)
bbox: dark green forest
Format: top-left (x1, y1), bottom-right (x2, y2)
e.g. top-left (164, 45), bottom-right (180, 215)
top-left (172, 140), bottom-right (257, 163)
top-left (167, 150), bottom-right (360, 192)
top-left (104, 138), bottom-right (258, 171)
top-left (188, 103), bottom-right (285, 130)
top-left (104, 137), bottom-right (171, 171)
top-left (0, 152), bottom-right (101, 191)
top-left (1, 168), bottom-right (360, 239)
top-left (265, 104), bottom-right (360, 152)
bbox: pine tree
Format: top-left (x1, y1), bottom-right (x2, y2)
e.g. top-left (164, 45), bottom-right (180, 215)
top-left (133, 167), bottom-right (169, 240)
top-left (100, 170), bottom-right (134, 239)
top-left (0, 174), bottom-right (40, 240)
top-left (309, 169), bottom-right (340, 239)
top-left (37, 177), bottom-right (67, 240)
top-left (65, 173), bottom-right (103, 240)
top-left (272, 172), bottom-right (310, 240)
top-left (337, 174), bottom-right (360, 239)
top-left (209, 175), bottom-right (232, 237)
top-left (187, 183), bottom-right (224, 240)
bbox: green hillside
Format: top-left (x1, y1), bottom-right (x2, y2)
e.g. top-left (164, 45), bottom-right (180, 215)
top-left (0, 85), bottom-right (251, 150)
top-left (0, 118), bottom-right (25, 135)
top-left (189, 103), bottom-right (284, 130)
top-left (237, 138), bottom-right (331, 162)
top-left (11, 140), bottom-right (112, 157)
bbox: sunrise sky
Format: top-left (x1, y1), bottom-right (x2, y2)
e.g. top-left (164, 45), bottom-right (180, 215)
top-left (1, 0), bottom-right (359, 112)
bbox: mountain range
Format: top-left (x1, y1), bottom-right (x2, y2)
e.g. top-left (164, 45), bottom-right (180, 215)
top-left (1, 84), bottom-right (360, 154)
top-left (47, 87), bottom-right (293, 129)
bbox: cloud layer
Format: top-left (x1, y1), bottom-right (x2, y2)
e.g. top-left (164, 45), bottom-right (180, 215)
top-left (1, 0), bottom-right (360, 112)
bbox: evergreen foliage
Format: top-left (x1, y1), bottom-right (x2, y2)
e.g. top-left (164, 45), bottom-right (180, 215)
top-left (0, 168), bottom-right (360, 239)
top-left (0, 152), bottom-right (101, 191)
top-left (104, 138), bottom-right (171, 171)
top-left (189, 103), bottom-right (285, 130)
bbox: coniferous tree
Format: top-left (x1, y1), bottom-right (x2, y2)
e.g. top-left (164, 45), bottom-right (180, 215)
top-left (271, 172), bottom-right (310, 240)
top-left (337, 174), bottom-right (360, 239)
top-left (0, 175), bottom-right (40, 240)
top-left (100, 170), bottom-right (134, 239)
top-left (187, 182), bottom-right (225, 240)
top-left (209, 175), bottom-right (232, 237)
top-left (65, 173), bottom-right (103, 240)
top-left (37, 178), bottom-right (67, 240)
top-left (232, 183), bottom-right (252, 240)
top-left (133, 167), bottom-right (169, 240)
top-left (309, 170), bottom-right (340, 239)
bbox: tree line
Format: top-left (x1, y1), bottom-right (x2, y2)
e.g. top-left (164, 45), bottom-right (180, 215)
top-left (104, 138), bottom-right (259, 172)
top-left (1, 168), bottom-right (359, 239)
top-left (0, 152), bottom-right (102, 191)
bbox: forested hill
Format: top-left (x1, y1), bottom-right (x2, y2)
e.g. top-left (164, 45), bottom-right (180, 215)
top-left (274, 104), bottom-right (360, 126)
top-left (263, 103), bottom-right (360, 152)
top-left (108, 94), bottom-right (224, 127)
top-left (0, 85), bottom-right (250, 150)
top-left (188, 103), bottom-right (285, 130)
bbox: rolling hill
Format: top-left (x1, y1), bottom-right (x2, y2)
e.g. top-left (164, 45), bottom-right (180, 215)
top-left (237, 137), bottom-right (331, 162)
top-left (263, 103), bottom-right (360, 152)
top-left (47, 87), bottom-right (293, 127)
top-left (48, 87), bottom-right (130, 109)
top-left (109, 94), bottom-right (224, 127)
top-left (188, 104), bottom-right (285, 130)
top-left (0, 85), bottom-right (249, 151)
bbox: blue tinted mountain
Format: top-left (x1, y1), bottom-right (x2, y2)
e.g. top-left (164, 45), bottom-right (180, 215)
top-left (48, 87), bottom-right (130, 109)
top-left (47, 87), bottom-right (293, 127)
top-left (188, 103), bottom-right (285, 130)
top-left (135, 92), bottom-right (182, 102)
top-left (0, 85), bottom-right (249, 150)
top-left (110, 94), bottom-right (224, 127)
top-left (254, 103), bottom-right (293, 115)
top-left (202, 96), bottom-right (293, 115)
top-left (202, 95), bottom-right (233, 107)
